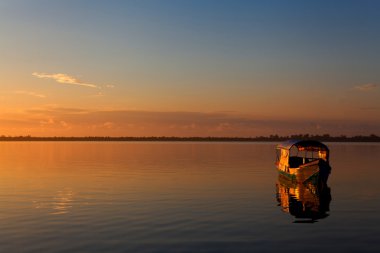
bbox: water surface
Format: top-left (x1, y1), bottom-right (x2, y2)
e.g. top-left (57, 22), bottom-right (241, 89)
top-left (0, 142), bottom-right (379, 252)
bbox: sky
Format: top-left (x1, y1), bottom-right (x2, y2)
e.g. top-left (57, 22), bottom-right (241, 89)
top-left (1, 0), bottom-right (379, 137)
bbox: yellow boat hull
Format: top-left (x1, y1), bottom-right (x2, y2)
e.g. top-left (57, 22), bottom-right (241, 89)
top-left (277, 160), bottom-right (330, 183)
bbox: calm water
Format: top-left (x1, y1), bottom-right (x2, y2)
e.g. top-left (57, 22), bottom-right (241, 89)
top-left (0, 142), bottom-right (379, 253)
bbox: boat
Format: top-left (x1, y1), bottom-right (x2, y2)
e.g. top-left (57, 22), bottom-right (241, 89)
top-left (276, 174), bottom-right (331, 223)
top-left (275, 140), bottom-right (331, 183)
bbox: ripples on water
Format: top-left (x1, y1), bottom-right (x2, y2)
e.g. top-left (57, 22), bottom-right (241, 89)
top-left (0, 142), bottom-right (380, 252)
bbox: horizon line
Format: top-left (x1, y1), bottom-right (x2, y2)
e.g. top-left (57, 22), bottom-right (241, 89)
top-left (1, 134), bottom-right (379, 142)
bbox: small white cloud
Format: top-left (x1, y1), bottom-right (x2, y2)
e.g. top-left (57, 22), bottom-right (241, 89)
top-left (32, 72), bottom-right (99, 88)
top-left (105, 84), bottom-right (115, 88)
top-left (354, 83), bottom-right (378, 92)
top-left (15, 90), bottom-right (46, 98)
top-left (103, 122), bottom-right (115, 129)
top-left (90, 92), bottom-right (104, 97)
top-left (216, 122), bottom-right (232, 131)
top-left (60, 121), bottom-right (70, 128)
top-left (40, 118), bottom-right (55, 126)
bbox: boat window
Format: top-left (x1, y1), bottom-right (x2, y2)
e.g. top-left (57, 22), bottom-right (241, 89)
top-left (288, 156), bottom-right (303, 168)
top-left (319, 151), bottom-right (328, 161)
top-left (289, 146), bottom-right (298, 157)
top-left (291, 148), bottom-right (327, 162)
top-left (297, 150), bottom-right (307, 158)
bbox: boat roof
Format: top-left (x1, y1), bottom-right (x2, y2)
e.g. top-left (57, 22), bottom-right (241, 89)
top-left (276, 139), bottom-right (329, 151)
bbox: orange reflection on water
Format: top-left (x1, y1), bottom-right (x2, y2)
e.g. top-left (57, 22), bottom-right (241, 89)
top-left (0, 142), bottom-right (274, 218)
top-left (276, 175), bottom-right (331, 223)
top-left (50, 188), bottom-right (75, 215)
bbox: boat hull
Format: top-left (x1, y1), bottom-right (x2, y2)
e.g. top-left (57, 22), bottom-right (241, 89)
top-left (277, 160), bottom-right (331, 184)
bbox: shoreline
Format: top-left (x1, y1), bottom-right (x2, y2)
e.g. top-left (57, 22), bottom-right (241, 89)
top-left (1, 136), bottom-right (379, 142)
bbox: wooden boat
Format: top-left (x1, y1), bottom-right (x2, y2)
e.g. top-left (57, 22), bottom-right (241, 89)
top-left (275, 140), bottom-right (331, 183)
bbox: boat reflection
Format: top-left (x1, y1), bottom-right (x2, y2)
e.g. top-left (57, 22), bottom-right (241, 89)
top-left (275, 175), bottom-right (332, 223)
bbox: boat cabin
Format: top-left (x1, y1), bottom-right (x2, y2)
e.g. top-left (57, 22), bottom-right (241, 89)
top-left (276, 140), bottom-right (329, 169)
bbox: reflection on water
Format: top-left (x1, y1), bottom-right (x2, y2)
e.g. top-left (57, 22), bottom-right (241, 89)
top-left (1, 142), bottom-right (380, 252)
top-left (276, 175), bottom-right (332, 223)
top-left (32, 188), bottom-right (75, 215)
top-left (51, 188), bottom-right (75, 215)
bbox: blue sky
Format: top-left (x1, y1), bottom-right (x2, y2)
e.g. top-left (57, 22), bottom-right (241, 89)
top-left (0, 0), bottom-right (379, 136)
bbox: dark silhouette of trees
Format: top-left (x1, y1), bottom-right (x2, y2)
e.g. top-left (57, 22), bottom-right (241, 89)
top-left (0, 134), bottom-right (379, 142)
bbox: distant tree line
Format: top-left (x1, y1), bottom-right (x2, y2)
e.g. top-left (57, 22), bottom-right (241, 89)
top-left (0, 134), bottom-right (379, 142)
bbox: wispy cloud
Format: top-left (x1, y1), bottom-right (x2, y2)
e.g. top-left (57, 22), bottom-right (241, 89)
top-left (15, 90), bottom-right (46, 98)
top-left (89, 92), bottom-right (105, 98)
top-left (19, 107), bottom-right (379, 136)
top-left (353, 83), bottom-right (378, 92)
top-left (2, 106), bottom-right (380, 136)
top-left (32, 72), bottom-right (99, 88)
